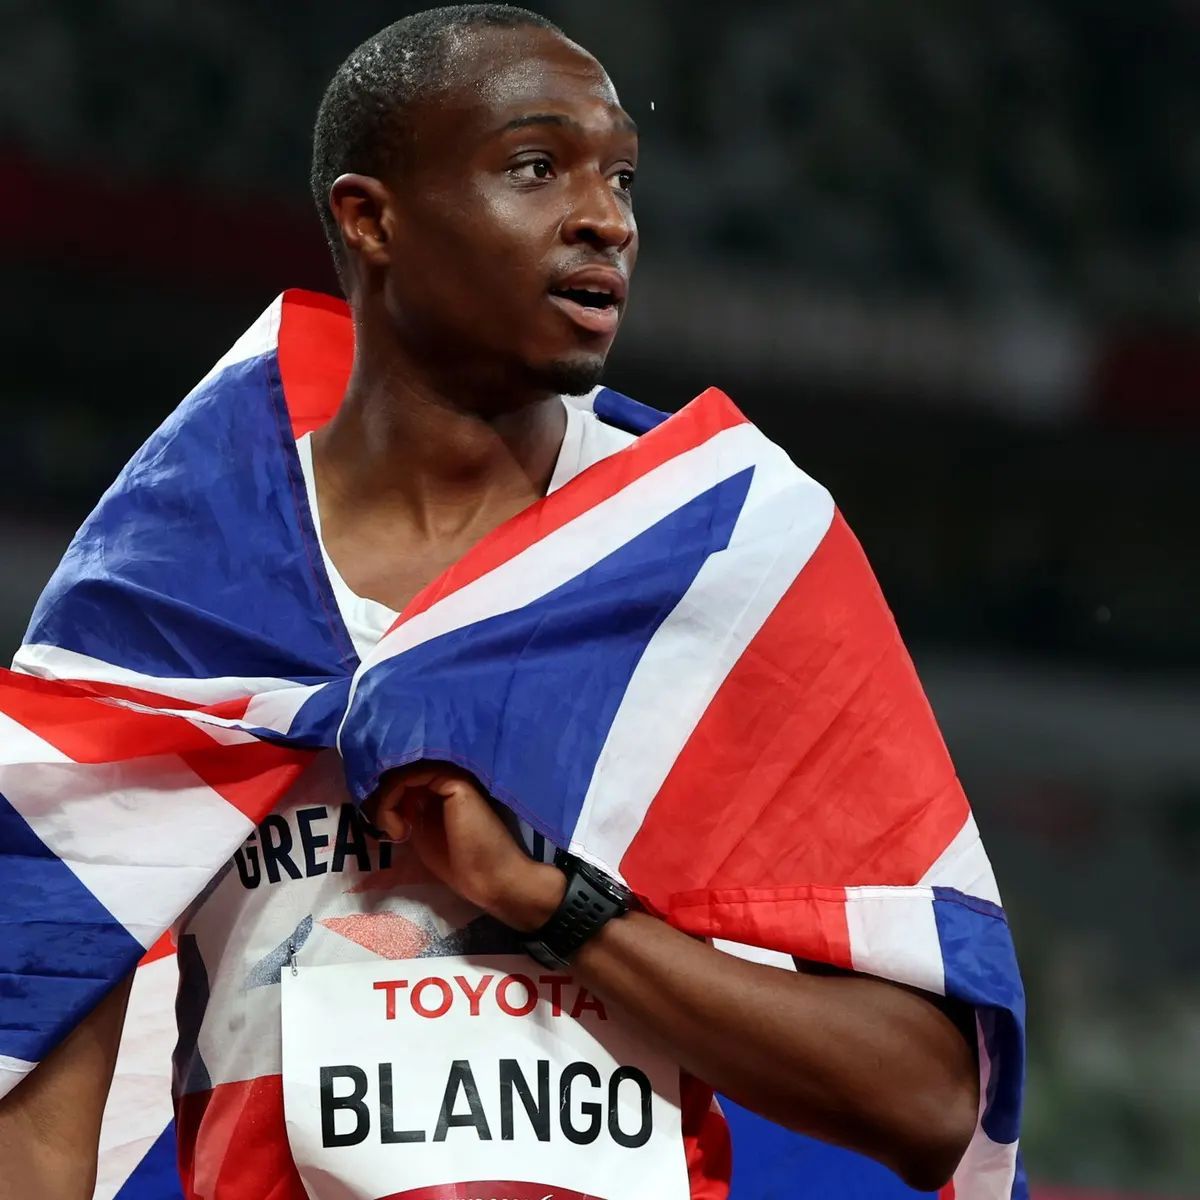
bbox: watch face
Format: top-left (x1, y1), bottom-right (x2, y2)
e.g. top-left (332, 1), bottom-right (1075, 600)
top-left (580, 860), bottom-right (633, 907)
top-left (607, 875), bottom-right (635, 906)
top-left (557, 851), bottom-right (633, 909)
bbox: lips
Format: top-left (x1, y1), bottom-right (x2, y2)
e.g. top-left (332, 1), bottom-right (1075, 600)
top-left (548, 265), bottom-right (627, 338)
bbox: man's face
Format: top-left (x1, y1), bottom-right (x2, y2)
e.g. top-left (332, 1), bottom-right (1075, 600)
top-left (378, 25), bottom-right (639, 399)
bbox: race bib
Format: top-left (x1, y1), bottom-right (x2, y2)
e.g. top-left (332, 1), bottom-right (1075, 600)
top-left (281, 955), bottom-right (690, 1200)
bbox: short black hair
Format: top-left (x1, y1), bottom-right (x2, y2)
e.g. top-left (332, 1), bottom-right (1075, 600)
top-left (310, 4), bottom-right (564, 281)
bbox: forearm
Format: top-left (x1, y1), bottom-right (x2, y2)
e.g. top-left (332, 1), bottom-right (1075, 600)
top-left (370, 772), bottom-right (979, 1188)
top-left (0, 972), bottom-right (132, 1200)
top-left (571, 909), bottom-right (978, 1190)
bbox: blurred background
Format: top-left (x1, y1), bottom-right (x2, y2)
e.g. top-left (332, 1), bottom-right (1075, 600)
top-left (1, 1), bottom-right (1196, 1196)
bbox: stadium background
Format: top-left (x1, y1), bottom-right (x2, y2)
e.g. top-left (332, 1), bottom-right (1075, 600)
top-left (1, 1), bottom-right (1196, 1197)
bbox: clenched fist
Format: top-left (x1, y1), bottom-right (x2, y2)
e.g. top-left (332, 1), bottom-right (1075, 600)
top-left (365, 764), bottom-right (566, 932)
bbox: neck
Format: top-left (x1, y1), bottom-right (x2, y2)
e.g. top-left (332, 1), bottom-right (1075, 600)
top-left (311, 326), bottom-right (567, 541)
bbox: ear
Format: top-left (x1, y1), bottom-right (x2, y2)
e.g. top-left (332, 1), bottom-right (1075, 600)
top-left (328, 173), bottom-right (395, 271)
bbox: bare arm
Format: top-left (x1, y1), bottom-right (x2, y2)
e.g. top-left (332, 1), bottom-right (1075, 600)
top-left (568, 913), bottom-right (977, 1191)
top-left (0, 972), bottom-right (133, 1200)
top-left (371, 769), bottom-right (979, 1192)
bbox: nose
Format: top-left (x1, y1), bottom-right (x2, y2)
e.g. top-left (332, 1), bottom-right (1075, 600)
top-left (561, 173), bottom-right (635, 253)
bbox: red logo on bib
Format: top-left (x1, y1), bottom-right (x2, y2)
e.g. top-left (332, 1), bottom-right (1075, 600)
top-left (378, 1184), bottom-right (606, 1200)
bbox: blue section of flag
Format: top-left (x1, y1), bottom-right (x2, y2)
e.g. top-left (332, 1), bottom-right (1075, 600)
top-left (932, 886), bottom-right (1025, 1150)
top-left (594, 384), bottom-right (671, 434)
top-left (0, 790), bottom-right (144, 1064)
top-left (24, 352), bottom-right (354, 683)
top-left (282, 679), bottom-right (352, 748)
top-left (933, 887), bottom-right (1028, 1199)
top-left (341, 467), bottom-right (755, 837)
top-left (113, 1121), bottom-right (185, 1200)
top-left (724, 1098), bottom-right (933, 1199)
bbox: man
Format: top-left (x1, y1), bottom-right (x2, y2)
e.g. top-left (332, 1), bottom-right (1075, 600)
top-left (0, 6), bottom-right (984, 1198)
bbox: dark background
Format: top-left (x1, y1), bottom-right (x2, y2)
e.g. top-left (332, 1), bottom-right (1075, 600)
top-left (2, 2), bottom-right (1197, 1196)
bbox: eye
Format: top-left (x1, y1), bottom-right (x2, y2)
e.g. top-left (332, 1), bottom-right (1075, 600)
top-left (510, 156), bottom-right (554, 181)
top-left (612, 168), bottom-right (636, 193)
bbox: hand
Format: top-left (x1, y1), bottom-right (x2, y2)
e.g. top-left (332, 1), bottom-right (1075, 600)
top-left (365, 763), bottom-right (566, 932)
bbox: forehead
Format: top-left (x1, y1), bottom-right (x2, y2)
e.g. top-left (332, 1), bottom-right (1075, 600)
top-left (431, 24), bottom-right (626, 130)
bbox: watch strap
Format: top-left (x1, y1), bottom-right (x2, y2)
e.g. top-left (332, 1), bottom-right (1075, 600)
top-left (522, 857), bottom-right (629, 969)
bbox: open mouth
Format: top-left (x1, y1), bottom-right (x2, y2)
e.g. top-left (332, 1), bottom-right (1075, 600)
top-left (549, 285), bottom-right (618, 310)
top-left (547, 282), bottom-right (622, 336)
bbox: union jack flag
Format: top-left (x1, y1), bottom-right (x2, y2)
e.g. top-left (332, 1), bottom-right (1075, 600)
top-left (0, 291), bottom-right (1025, 1199)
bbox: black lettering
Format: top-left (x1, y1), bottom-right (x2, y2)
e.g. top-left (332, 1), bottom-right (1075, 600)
top-left (297, 806), bottom-right (329, 877)
top-left (259, 815), bottom-right (301, 883)
top-left (233, 838), bottom-right (260, 888)
top-left (530, 830), bottom-right (547, 862)
top-left (558, 1061), bottom-right (602, 1145)
top-left (379, 1063), bottom-right (425, 1143)
top-left (433, 1060), bottom-right (492, 1142)
top-left (377, 832), bottom-right (394, 869)
top-left (332, 803), bottom-right (371, 874)
top-left (319, 1065), bottom-right (369, 1147)
top-left (608, 1066), bottom-right (653, 1148)
top-left (499, 1058), bottom-right (549, 1142)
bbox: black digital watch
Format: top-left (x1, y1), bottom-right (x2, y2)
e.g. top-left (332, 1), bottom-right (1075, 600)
top-left (522, 849), bottom-right (634, 969)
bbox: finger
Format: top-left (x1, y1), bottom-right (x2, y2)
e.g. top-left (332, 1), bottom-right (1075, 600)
top-left (369, 774), bottom-right (430, 842)
top-left (372, 805), bottom-right (412, 844)
top-left (382, 765), bottom-right (470, 797)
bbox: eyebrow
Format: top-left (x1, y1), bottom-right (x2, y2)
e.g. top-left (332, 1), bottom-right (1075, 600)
top-left (500, 111), bottom-right (639, 136)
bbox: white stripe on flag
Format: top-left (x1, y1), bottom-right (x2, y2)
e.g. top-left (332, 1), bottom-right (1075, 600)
top-left (561, 384), bottom-right (604, 417)
top-left (713, 938), bottom-right (798, 973)
top-left (93, 953), bottom-right (179, 1200)
top-left (569, 431), bottom-right (834, 876)
top-left (952, 1017), bottom-right (1021, 1199)
top-left (0, 708), bottom-right (73, 764)
top-left (0, 711), bottom-right (255, 949)
top-left (242, 682), bottom-right (329, 736)
top-left (0, 1053), bottom-right (34, 1094)
top-left (346, 422), bottom-right (779, 715)
top-left (13, 642), bottom-right (302, 706)
top-left (918, 813), bottom-right (1002, 905)
top-left (844, 885), bottom-right (947, 996)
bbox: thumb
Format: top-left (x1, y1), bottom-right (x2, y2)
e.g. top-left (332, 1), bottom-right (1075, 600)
top-left (368, 774), bottom-right (428, 843)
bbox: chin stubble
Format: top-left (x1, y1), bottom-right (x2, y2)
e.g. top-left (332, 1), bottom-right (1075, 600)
top-left (533, 355), bottom-right (607, 397)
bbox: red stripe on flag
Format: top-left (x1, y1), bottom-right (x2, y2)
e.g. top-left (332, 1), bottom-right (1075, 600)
top-left (179, 741), bottom-right (311, 822)
top-left (1, 669), bottom-right (309, 822)
top-left (276, 289), bottom-right (354, 439)
top-left (139, 932), bottom-right (176, 966)
top-left (389, 387), bottom-right (749, 627)
top-left (37, 675), bottom-right (250, 714)
top-left (0, 670), bottom-right (249, 763)
top-left (621, 512), bottom-right (968, 938)
top-left (671, 886), bottom-right (854, 969)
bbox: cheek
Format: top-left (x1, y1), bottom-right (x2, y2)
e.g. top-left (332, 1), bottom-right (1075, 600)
top-left (455, 196), bottom-right (562, 347)
top-left (388, 185), bottom-right (559, 345)
top-left (474, 192), bottom-right (558, 283)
